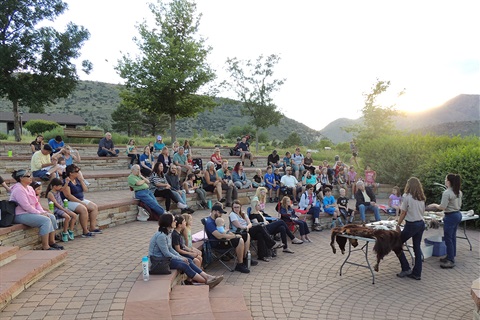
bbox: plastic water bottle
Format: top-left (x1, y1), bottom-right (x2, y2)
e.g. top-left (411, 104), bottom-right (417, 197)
top-left (63, 199), bottom-right (69, 208)
top-left (142, 256), bottom-right (149, 281)
top-left (48, 201), bottom-right (54, 212)
top-left (247, 251), bottom-right (251, 270)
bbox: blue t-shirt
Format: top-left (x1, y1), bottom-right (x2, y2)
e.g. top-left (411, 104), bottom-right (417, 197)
top-left (323, 195), bottom-right (336, 213)
top-left (264, 172), bottom-right (275, 185)
top-left (48, 139), bottom-right (64, 153)
top-left (205, 216), bottom-right (218, 240)
top-left (139, 153), bottom-right (153, 169)
top-left (153, 142), bottom-right (165, 152)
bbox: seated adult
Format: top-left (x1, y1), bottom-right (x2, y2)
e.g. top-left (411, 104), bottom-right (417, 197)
top-left (30, 135), bottom-right (44, 154)
top-left (204, 203), bottom-right (250, 273)
top-left (165, 165), bottom-right (193, 213)
top-left (172, 214), bottom-right (202, 268)
top-left (303, 151), bottom-right (315, 174)
top-left (280, 166), bottom-right (302, 204)
top-left (216, 159), bottom-right (238, 207)
top-left (128, 164), bottom-right (165, 218)
top-left (149, 213), bottom-right (223, 288)
top-left (173, 146), bottom-right (192, 181)
top-left (31, 144), bottom-right (57, 181)
top-left (153, 135), bottom-right (165, 157)
top-left (230, 200), bottom-right (282, 262)
top-left (62, 164), bottom-right (101, 237)
top-left (210, 147), bottom-right (223, 170)
top-left (355, 180), bottom-right (381, 224)
top-left (291, 147), bottom-right (305, 180)
top-left (48, 135), bottom-right (65, 153)
top-left (97, 132), bottom-right (119, 157)
top-left (279, 196), bottom-right (312, 242)
top-left (298, 184), bottom-right (322, 231)
top-left (9, 169), bottom-right (62, 250)
top-left (203, 161), bottom-right (225, 203)
top-left (157, 146), bottom-right (172, 174)
top-left (150, 162), bottom-right (188, 212)
top-left (237, 136), bottom-right (254, 166)
top-left (267, 150), bottom-right (282, 169)
top-left (249, 198), bottom-right (302, 254)
top-left (56, 145), bottom-right (81, 166)
top-left (126, 139), bottom-right (139, 168)
top-left (232, 162), bottom-right (252, 189)
top-left (317, 166), bottom-right (333, 196)
top-left (139, 146), bottom-right (154, 177)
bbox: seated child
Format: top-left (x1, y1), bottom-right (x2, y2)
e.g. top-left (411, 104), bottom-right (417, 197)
top-left (323, 187), bottom-right (342, 228)
top-left (252, 168), bottom-right (265, 188)
top-left (337, 188), bottom-right (354, 224)
top-left (264, 166), bottom-right (280, 203)
top-left (388, 186), bottom-right (402, 218)
top-left (215, 217), bottom-right (230, 234)
top-left (46, 178), bottom-right (77, 242)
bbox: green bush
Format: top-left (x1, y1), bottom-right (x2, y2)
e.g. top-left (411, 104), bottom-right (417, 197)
top-left (0, 132), bottom-right (8, 140)
top-left (42, 127), bottom-right (65, 142)
top-left (24, 120), bottom-right (60, 135)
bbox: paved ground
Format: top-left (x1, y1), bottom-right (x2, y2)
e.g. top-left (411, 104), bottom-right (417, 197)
top-left (1, 203), bottom-right (479, 320)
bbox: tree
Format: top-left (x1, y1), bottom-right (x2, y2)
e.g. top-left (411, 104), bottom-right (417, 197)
top-left (224, 54), bottom-right (285, 152)
top-left (283, 132), bottom-right (302, 148)
top-left (116, 0), bottom-right (216, 142)
top-left (0, 0), bottom-right (91, 141)
top-left (111, 104), bottom-right (142, 136)
top-left (344, 79), bottom-right (404, 144)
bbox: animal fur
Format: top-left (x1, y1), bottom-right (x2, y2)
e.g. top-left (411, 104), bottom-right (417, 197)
top-left (330, 224), bottom-right (403, 272)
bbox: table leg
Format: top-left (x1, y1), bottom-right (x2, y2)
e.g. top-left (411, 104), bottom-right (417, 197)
top-left (461, 220), bottom-right (472, 251)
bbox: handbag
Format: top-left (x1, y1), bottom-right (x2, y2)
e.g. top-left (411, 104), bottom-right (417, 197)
top-left (0, 200), bottom-right (17, 227)
top-left (149, 256), bottom-right (172, 275)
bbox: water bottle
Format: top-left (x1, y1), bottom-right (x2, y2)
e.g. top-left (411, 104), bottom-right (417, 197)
top-left (63, 199), bottom-right (69, 208)
top-left (247, 251), bottom-right (251, 270)
top-left (142, 256), bottom-right (149, 281)
top-left (48, 201), bottom-right (54, 212)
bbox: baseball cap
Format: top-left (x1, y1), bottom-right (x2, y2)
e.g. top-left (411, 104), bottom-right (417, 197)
top-left (211, 204), bottom-right (227, 214)
top-left (157, 135), bottom-right (162, 140)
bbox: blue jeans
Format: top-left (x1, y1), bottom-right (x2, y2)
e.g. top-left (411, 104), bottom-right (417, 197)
top-left (397, 220), bottom-right (425, 277)
top-left (14, 213), bottom-right (57, 236)
top-left (307, 206), bottom-right (320, 222)
top-left (358, 204), bottom-right (381, 222)
top-left (135, 189), bottom-right (165, 217)
top-left (170, 257), bottom-right (202, 279)
top-left (443, 211), bottom-right (462, 262)
top-left (32, 169), bottom-right (49, 179)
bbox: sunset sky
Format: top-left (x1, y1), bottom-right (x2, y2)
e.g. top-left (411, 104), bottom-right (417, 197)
top-left (50, 0), bottom-right (479, 130)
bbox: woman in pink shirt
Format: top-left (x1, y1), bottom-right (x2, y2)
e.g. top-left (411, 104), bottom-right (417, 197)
top-left (9, 169), bottom-right (62, 250)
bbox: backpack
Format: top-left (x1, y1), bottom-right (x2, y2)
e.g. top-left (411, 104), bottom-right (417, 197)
top-left (0, 200), bottom-right (17, 227)
top-left (192, 158), bottom-right (203, 171)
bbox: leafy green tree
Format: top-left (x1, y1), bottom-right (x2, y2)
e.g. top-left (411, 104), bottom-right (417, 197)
top-left (226, 124), bottom-right (256, 140)
top-left (283, 132), bottom-right (302, 148)
top-left (141, 111), bottom-right (170, 137)
top-left (23, 120), bottom-right (60, 135)
top-left (116, 0), bottom-right (216, 142)
top-left (224, 54), bottom-right (285, 152)
top-left (111, 104), bottom-right (142, 136)
top-left (344, 79), bottom-right (404, 144)
top-left (0, 0), bottom-right (91, 141)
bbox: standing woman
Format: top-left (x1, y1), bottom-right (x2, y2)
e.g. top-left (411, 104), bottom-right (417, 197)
top-left (9, 170), bottom-right (62, 250)
top-left (430, 174), bottom-right (463, 269)
top-left (396, 177), bottom-right (426, 280)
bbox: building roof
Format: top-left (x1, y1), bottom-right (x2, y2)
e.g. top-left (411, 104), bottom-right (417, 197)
top-left (0, 112), bottom-right (87, 126)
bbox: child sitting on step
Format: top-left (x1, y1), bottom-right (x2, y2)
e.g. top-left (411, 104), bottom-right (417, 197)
top-left (323, 187), bottom-right (342, 228)
top-left (46, 178), bottom-right (77, 242)
top-left (337, 188), bottom-right (355, 224)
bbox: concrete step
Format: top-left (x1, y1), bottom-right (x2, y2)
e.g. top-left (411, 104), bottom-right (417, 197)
top-left (169, 285), bottom-right (214, 319)
top-left (0, 248), bottom-right (67, 311)
top-left (0, 246), bottom-right (19, 267)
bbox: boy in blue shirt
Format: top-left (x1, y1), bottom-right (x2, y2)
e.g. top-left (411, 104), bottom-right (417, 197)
top-left (323, 187), bottom-right (343, 228)
top-left (264, 166), bottom-right (280, 203)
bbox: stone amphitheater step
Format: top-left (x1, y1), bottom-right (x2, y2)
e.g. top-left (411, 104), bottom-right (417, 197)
top-left (0, 247), bottom-right (67, 311)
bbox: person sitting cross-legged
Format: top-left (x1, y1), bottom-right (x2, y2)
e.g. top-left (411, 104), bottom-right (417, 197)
top-left (355, 180), bottom-right (381, 224)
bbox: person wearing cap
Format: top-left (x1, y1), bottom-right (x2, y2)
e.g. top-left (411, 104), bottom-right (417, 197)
top-left (153, 135), bottom-right (165, 157)
top-left (204, 203), bottom-right (251, 273)
top-left (97, 132), bottom-right (119, 157)
top-left (9, 169), bottom-right (63, 250)
top-left (48, 135), bottom-right (65, 154)
top-left (267, 150), bottom-right (282, 169)
top-left (31, 144), bottom-right (58, 181)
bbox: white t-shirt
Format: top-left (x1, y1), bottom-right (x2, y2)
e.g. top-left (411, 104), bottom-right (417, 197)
top-left (281, 175), bottom-right (298, 187)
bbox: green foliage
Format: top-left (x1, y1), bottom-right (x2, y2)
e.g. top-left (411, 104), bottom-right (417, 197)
top-left (415, 144), bottom-right (480, 215)
top-left (283, 132), bottom-right (302, 148)
top-left (224, 54), bottom-right (285, 142)
top-left (42, 127), bottom-right (65, 142)
top-left (116, 0), bottom-right (216, 142)
top-left (111, 102), bottom-right (142, 136)
top-left (0, 132), bottom-right (8, 140)
top-left (23, 120), bottom-right (60, 135)
top-left (0, 0), bottom-right (90, 141)
top-left (258, 131), bottom-right (269, 144)
top-left (226, 125), bottom-right (255, 140)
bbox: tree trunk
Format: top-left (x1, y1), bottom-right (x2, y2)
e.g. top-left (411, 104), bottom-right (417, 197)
top-left (255, 128), bottom-right (259, 153)
top-left (13, 100), bottom-right (21, 142)
top-left (170, 114), bottom-right (176, 143)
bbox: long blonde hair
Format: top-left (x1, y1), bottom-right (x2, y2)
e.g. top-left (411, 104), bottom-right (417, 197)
top-left (255, 187), bottom-right (268, 204)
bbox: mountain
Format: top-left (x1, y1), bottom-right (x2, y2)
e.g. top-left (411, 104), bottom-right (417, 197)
top-left (1, 81), bottom-right (478, 144)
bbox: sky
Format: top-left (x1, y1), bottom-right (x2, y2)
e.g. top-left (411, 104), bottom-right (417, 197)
top-left (50, 0), bottom-right (480, 131)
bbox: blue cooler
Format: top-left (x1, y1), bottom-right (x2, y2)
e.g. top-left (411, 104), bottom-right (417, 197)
top-left (424, 236), bottom-right (447, 256)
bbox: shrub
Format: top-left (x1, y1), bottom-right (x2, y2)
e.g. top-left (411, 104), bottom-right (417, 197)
top-left (42, 127), bottom-right (65, 142)
top-left (0, 132), bottom-right (8, 140)
top-left (23, 120), bottom-right (60, 135)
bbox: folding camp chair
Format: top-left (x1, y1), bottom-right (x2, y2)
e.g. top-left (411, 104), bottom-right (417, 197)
top-left (201, 217), bottom-right (238, 272)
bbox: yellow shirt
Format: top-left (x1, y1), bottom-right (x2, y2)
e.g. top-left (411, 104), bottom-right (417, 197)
top-left (30, 151), bottom-right (51, 171)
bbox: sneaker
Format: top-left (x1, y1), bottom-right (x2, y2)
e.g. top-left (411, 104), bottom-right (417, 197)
top-left (250, 162), bottom-right (255, 167)
top-left (81, 232), bottom-right (95, 238)
top-left (439, 255), bottom-right (448, 263)
top-left (177, 202), bottom-right (187, 209)
top-left (67, 229), bottom-right (75, 240)
top-left (304, 238), bottom-right (313, 243)
top-left (61, 232), bottom-right (69, 242)
top-left (396, 269), bottom-right (412, 278)
top-left (440, 260), bottom-right (455, 269)
top-left (283, 248), bottom-right (294, 254)
top-left (292, 238), bottom-right (303, 244)
top-left (186, 207), bottom-right (195, 214)
top-left (269, 197), bottom-right (273, 203)
top-left (407, 273), bottom-right (421, 280)
top-left (271, 242), bottom-right (284, 249)
top-left (235, 263), bottom-right (250, 273)
top-left (91, 229), bottom-right (103, 234)
top-left (206, 275), bottom-right (224, 290)
top-left (250, 260), bottom-right (258, 266)
top-left (50, 243), bottom-right (64, 250)
top-left (220, 198), bottom-right (226, 203)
